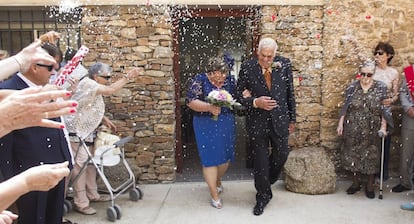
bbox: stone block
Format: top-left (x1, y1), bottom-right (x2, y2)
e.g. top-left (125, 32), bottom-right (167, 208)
top-left (284, 147), bottom-right (336, 194)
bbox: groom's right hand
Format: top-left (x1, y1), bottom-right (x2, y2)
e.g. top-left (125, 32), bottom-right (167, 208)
top-left (254, 96), bottom-right (277, 111)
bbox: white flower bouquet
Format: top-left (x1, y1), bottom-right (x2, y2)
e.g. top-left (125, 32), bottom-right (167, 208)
top-left (207, 89), bottom-right (241, 121)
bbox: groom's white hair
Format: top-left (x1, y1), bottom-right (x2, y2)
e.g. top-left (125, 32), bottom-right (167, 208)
top-left (258, 38), bottom-right (278, 56)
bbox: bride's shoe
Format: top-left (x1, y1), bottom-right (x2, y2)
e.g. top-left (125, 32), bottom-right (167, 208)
top-left (211, 198), bottom-right (222, 209)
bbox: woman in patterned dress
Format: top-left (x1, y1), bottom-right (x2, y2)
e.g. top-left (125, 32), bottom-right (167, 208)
top-left (337, 60), bottom-right (391, 199)
top-left (65, 62), bottom-right (141, 215)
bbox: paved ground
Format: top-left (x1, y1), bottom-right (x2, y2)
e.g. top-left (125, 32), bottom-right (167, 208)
top-left (64, 178), bottom-right (414, 224)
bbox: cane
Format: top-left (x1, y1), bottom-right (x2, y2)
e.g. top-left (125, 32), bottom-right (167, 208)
top-left (378, 130), bottom-right (385, 199)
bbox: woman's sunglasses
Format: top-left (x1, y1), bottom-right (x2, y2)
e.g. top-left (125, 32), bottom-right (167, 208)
top-left (36, 63), bottom-right (54, 72)
top-left (374, 51), bottom-right (385, 56)
top-left (360, 72), bottom-right (373, 77)
top-left (99, 76), bottom-right (111, 80)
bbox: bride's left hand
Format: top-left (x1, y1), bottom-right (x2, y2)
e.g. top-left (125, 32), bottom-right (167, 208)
top-left (242, 89), bottom-right (251, 98)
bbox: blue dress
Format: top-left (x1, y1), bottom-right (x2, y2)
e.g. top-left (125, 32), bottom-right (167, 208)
top-left (186, 73), bottom-right (236, 167)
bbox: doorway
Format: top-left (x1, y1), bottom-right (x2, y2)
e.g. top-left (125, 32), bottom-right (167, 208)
top-left (172, 6), bottom-right (260, 182)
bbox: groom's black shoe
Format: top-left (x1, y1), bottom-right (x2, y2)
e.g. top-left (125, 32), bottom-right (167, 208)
top-left (253, 199), bottom-right (270, 216)
top-left (253, 202), bottom-right (265, 216)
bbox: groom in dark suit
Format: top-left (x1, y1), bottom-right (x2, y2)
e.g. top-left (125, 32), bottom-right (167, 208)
top-left (236, 37), bottom-right (296, 216)
top-left (0, 43), bottom-right (72, 224)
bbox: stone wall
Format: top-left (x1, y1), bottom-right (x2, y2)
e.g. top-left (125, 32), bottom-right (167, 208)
top-left (81, 2), bottom-right (414, 183)
top-left (82, 5), bottom-right (176, 183)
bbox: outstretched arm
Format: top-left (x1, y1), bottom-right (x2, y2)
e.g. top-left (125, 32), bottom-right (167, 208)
top-left (0, 162), bottom-right (69, 211)
top-left (97, 67), bottom-right (144, 96)
top-left (0, 87), bottom-right (78, 137)
top-left (0, 40), bottom-right (58, 81)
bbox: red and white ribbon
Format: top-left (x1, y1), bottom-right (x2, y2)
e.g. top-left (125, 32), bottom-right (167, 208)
top-left (54, 45), bottom-right (89, 87)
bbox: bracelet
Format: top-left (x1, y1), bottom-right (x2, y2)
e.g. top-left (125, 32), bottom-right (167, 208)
top-left (123, 74), bottom-right (133, 82)
top-left (13, 56), bottom-right (23, 72)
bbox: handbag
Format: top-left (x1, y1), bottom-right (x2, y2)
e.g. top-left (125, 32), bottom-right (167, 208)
top-left (93, 127), bottom-right (121, 166)
top-left (94, 130), bottom-right (121, 149)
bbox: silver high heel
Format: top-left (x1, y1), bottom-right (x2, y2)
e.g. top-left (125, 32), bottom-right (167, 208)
top-left (210, 198), bottom-right (222, 209)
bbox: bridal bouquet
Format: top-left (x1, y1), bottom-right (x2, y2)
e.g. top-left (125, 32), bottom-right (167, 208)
top-left (207, 89), bottom-right (241, 121)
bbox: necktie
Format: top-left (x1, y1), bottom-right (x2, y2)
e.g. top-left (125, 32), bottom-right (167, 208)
top-left (264, 69), bottom-right (271, 90)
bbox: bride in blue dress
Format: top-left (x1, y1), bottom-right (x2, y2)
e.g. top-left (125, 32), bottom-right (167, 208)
top-left (186, 55), bottom-right (236, 209)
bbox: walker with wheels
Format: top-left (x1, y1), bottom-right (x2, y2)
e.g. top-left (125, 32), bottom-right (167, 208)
top-left (65, 135), bottom-right (143, 222)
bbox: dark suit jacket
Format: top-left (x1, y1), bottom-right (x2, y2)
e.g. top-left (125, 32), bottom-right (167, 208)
top-left (0, 74), bottom-right (72, 223)
top-left (236, 56), bottom-right (296, 138)
top-left (0, 75), bottom-right (72, 178)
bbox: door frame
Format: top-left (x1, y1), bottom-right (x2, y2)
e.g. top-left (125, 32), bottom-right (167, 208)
top-left (171, 6), bottom-right (260, 173)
